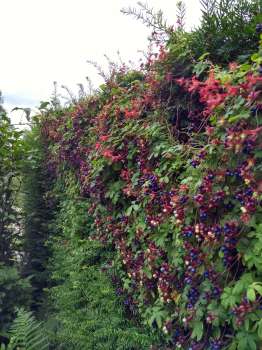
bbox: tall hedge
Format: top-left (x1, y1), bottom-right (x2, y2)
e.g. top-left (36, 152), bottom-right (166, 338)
top-left (21, 126), bottom-right (53, 313)
top-left (39, 4), bottom-right (262, 350)
top-left (0, 110), bottom-right (31, 340)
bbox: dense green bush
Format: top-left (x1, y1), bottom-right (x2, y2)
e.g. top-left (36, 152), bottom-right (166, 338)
top-left (0, 113), bottom-right (24, 264)
top-left (47, 172), bottom-right (158, 349)
top-left (190, 0), bottom-right (262, 63)
top-left (0, 266), bottom-right (31, 336)
top-left (21, 126), bottom-right (53, 313)
top-left (0, 111), bottom-right (32, 342)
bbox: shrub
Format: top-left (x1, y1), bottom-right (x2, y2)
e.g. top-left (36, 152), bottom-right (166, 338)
top-left (190, 0), bottom-right (262, 63)
top-left (46, 172), bottom-right (158, 349)
top-left (0, 266), bottom-right (31, 336)
top-left (21, 127), bottom-right (53, 313)
top-left (0, 113), bottom-right (25, 264)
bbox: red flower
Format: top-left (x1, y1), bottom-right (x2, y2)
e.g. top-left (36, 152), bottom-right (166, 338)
top-left (243, 127), bottom-right (262, 137)
top-left (176, 77), bottom-right (186, 86)
top-left (188, 76), bottom-right (202, 92)
top-left (229, 62), bottom-right (238, 71)
top-left (206, 126), bottom-right (215, 136)
top-left (205, 93), bottom-right (226, 112)
top-left (124, 108), bottom-right (139, 119)
top-left (100, 135), bottom-right (109, 142)
top-left (226, 84), bottom-right (239, 96)
top-left (102, 149), bottom-right (113, 158)
top-left (165, 72), bottom-right (173, 82)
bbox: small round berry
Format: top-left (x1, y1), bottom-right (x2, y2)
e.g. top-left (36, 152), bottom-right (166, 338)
top-left (256, 23), bottom-right (262, 34)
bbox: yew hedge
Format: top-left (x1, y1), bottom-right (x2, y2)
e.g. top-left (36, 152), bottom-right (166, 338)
top-left (40, 28), bottom-right (262, 349)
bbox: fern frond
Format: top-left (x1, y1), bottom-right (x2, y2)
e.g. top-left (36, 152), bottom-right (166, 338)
top-left (7, 308), bottom-right (49, 350)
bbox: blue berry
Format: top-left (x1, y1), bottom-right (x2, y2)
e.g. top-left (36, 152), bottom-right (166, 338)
top-left (256, 23), bottom-right (262, 34)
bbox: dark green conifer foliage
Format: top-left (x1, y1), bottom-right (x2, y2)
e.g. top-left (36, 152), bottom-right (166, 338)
top-left (191, 0), bottom-right (262, 63)
top-left (0, 266), bottom-right (31, 337)
top-left (47, 172), bottom-right (158, 350)
top-left (0, 112), bottom-right (23, 264)
top-left (21, 127), bottom-right (53, 313)
top-left (0, 108), bottom-right (31, 340)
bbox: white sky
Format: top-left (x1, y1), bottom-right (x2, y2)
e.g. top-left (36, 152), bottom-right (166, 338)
top-left (0, 0), bottom-right (201, 123)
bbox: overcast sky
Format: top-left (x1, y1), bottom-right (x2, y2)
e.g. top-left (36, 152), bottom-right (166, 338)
top-left (0, 0), bottom-right (201, 122)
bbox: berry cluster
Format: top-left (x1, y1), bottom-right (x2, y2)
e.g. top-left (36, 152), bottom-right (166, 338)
top-left (157, 263), bottom-right (176, 303)
top-left (232, 298), bottom-right (254, 326)
top-left (221, 222), bottom-right (240, 267)
top-left (190, 150), bottom-right (207, 168)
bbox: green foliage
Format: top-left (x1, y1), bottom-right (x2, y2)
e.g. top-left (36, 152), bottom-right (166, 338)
top-left (47, 173), bottom-right (158, 349)
top-left (21, 126), bottom-right (53, 313)
top-left (0, 112), bottom-right (31, 341)
top-left (0, 266), bottom-right (31, 335)
top-left (190, 0), bottom-right (262, 63)
top-left (0, 113), bottom-right (25, 264)
top-left (123, 0), bottom-right (261, 65)
top-left (1, 308), bottom-right (49, 350)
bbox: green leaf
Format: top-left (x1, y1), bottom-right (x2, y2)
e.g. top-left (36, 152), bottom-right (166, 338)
top-left (126, 206), bottom-right (133, 216)
top-left (198, 52), bottom-right (210, 61)
top-left (253, 284), bottom-right (262, 296)
top-left (247, 288), bottom-right (256, 302)
top-left (247, 337), bottom-right (257, 350)
top-left (257, 319), bottom-right (262, 340)
top-left (221, 288), bottom-right (237, 308)
top-left (228, 112), bottom-right (249, 123)
top-left (244, 319), bottom-right (250, 331)
top-left (251, 53), bottom-right (259, 60)
top-left (237, 337), bottom-right (248, 350)
top-left (39, 101), bottom-right (50, 110)
top-left (191, 321), bottom-right (203, 341)
top-left (228, 340), bottom-right (237, 350)
top-left (233, 282), bottom-right (244, 295)
top-left (155, 314), bottom-right (163, 328)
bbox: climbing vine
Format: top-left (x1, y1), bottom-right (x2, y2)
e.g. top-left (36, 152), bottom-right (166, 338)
top-left (40, 19), bottom-right (262, 350)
